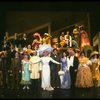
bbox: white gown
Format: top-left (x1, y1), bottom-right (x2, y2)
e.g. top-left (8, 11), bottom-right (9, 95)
top-left (32, 56), bottom-right (60, 90)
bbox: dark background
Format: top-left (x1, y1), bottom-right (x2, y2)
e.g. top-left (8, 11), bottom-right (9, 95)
top-left (0, 1), bottom-right (100, 44)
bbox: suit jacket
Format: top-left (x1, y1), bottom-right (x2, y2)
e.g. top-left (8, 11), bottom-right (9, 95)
top-left (50, 54), bottom-right (60, 70)
top-left (73, 56), bottom-right (79, 70)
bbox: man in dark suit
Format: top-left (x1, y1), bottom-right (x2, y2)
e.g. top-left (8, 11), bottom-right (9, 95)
top-left (50, 48), bottom-right (60, 88)
top-left (67, 50), bottom-right (79, 88)
top-left (1, 51), bottom-right (10, 88)
top-left (21, 33), bottom-right (28, 48)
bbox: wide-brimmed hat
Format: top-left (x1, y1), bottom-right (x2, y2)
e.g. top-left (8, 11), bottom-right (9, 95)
top-left (44, 33), bottom-right (49, 36)
top-left (33, 32), bottom-right (40, 37)
top-left (90, 51), bottom-right (99, 58)
top-left (79, 25), bottom-right (84, 29)
top-left (37, 43), bottom-right (53, 55)
top-left (75, 48), bottom-right (80, 52)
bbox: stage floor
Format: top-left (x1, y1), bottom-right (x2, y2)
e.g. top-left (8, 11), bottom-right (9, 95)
top-left (0, 86), bottom-right (100, 99)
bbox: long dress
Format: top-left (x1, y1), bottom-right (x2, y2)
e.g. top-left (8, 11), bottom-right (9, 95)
top-left (80, 30), bottom-right (90, 50)
top-left (61, 57), bottom-right (71, 89)
top-left (20, 60), bottom-right (31, 85)
top-left (90, 59), bottom-right (100, 87)
top-left (75, 57), bottom-right (93, 88)
top-left (32, 56), bottom-right (60, 90)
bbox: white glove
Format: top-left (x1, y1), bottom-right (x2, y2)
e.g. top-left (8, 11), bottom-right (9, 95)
top-left (22, 71), bottom-right (24, 74)
top-left (67, 68), bottom-right (69, 72)
top-left (19, 70), bottom-right (21, 73)
top-left (74, 69), bottom-right (77, 72)
top-left (95, 67), bottom-right (98, 70)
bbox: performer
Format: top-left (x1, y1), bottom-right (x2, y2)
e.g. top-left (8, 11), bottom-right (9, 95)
top-left (64, 31), bottom-right (70, 47)
top-left (31, 43), bottom-right (61, 91)
top-left (90, 51), bottom-right (100, 87)
top-left (32, 32), bottom-right (42, 50)
top-left (79, 25), bottom-right (90, 51)
top-left (75, 52), bottom-right (93, 88)
top-left (21, 33), bottom-right (28, 48)
top-left (12, 51), bottom-right (21, 89)
top-left (11, 32), bottom-right (19, 48)
top-left (1, 36), bottom-right (10, 51)
top-left (67, 49), bottom-right (79, 88)
top-left (42, 33), bottom-right (52, 44)
top-left (73, 24), bottom-right (80, 45)
top-left (60, 51), bottom-right (71, 89)
top-left (29, 51), bottom-right (42, 94)
top-left (20, 54), bottom-right (31, 90)
top-left (60, 32), bottom-right (65, 47)
top-left (1, 51), bottom-right (10, 88)
top-left (33, 32), bottom-right (42, 43)
top-left (27, 44), bottom-right (33, 55)
top-left (50, 48), bottom-right (60, 88)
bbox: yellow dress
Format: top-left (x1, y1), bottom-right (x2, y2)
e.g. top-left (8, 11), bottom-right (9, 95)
top-left (42, 35), bottom-right (52, 44)
top-left (27, 49), bottom-right (33, 55)
top-left (90, 59), bottom-right (100, 86)
top-left (75, 57), bottom-right (94, 88)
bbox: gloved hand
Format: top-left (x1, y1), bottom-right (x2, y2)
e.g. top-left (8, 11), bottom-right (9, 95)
top-left (95, 67), bottom-right (98, 70)
top-left (19, 70), bottom-right (21, 73)
top-left (22, 71), bottom-right (24, 74)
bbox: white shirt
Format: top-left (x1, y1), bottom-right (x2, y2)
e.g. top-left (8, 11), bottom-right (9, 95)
top-left (67, 56), bottom-right (74, 70)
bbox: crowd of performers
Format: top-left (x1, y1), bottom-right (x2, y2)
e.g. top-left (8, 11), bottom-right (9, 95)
top-left (0, 25), bottom-right (99, 93)
top-left (59, 24), bottom-right (90, 51)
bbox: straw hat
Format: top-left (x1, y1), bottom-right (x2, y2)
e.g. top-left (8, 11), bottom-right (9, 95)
top-left (44, 33), bottom-right (49, 36)
top-left (90, 51), bottom-right (99, 58)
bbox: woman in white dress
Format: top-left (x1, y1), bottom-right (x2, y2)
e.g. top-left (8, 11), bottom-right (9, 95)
top-left (31, 44), bottom-right (61, 91)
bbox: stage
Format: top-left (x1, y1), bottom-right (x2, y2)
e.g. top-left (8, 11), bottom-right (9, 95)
top-left (0, 86), bottom-right (100, 99)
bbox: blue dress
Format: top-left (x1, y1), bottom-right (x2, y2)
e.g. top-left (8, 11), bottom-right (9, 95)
top-left (20, 60), bottom-right (31, 85)
top-left (61, 57), bottom-right (71, 89)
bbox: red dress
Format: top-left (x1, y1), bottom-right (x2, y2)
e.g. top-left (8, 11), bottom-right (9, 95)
top-left (80, 31), bottom-right (90, 50)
